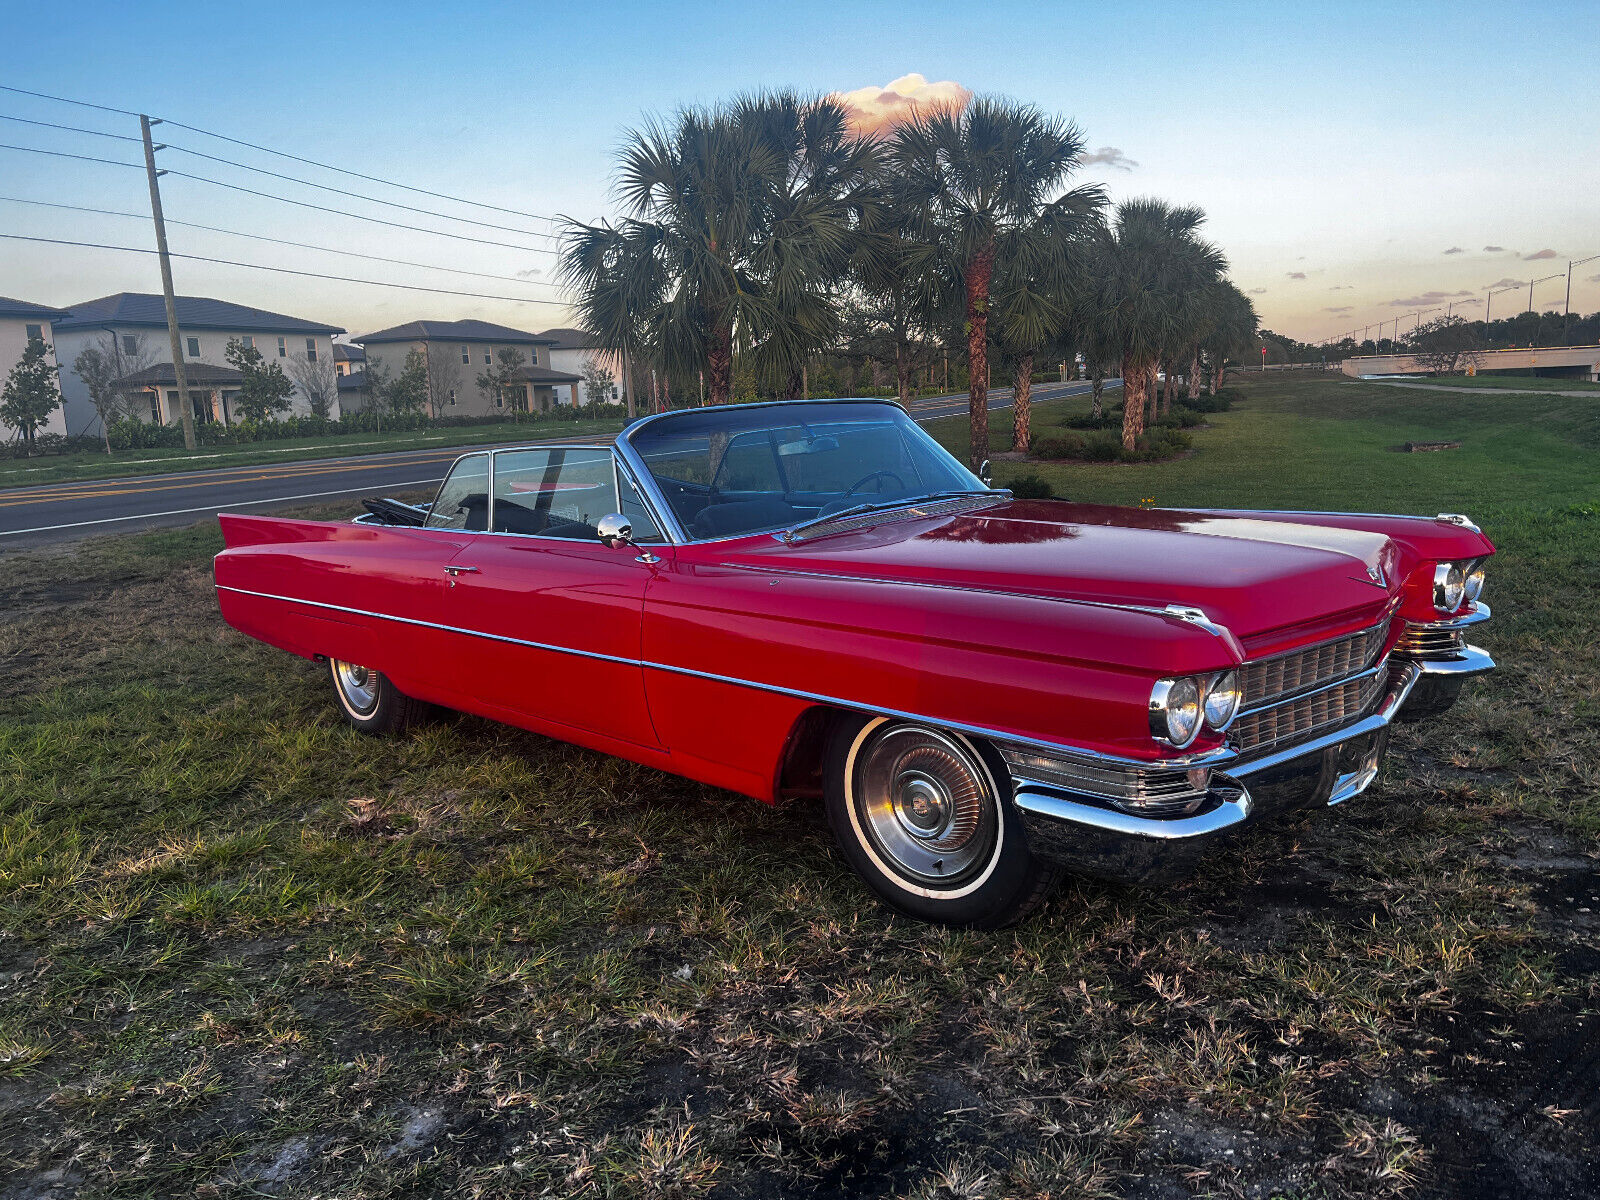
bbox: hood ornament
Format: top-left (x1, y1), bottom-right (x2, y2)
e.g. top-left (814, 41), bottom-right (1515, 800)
top-left (1366, 563), bottom-right (1386, 587)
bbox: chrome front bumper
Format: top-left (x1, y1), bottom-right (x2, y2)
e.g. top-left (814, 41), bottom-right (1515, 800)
top-left (1012, 647), bottom-right (1494, 882)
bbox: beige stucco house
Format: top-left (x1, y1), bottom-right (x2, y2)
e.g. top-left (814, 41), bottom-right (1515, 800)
top-left (350, 320), bottom-right (579, 416)
top-left (0, 296), bottom-right (69, 440)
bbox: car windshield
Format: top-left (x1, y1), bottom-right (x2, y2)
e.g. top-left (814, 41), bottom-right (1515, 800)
top-left (625, 401), bottom-right (988, 540)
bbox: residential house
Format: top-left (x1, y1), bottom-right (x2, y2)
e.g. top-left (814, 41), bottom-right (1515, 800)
top-left (540, 327), bottom-right (635, 410)
top-left (0, 296), bottom-right (70, 440)
top-left (350, 320), bottom-right (579, 416)
top-left (53, 293), bottom-right (345, 434)
top-left (332, 342), bottom-right (365, 376)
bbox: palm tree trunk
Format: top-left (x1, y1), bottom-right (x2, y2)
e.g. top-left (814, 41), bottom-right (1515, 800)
top-left (1011, 353), bottom-right (1034, 453)
top-left (1160, 360), bottom-right (1172, 416)
top-left (896, 341), bottom-right (912, 406)
top-left (964, 242), bottom-right (996, 469)
top-left (1188, 346), bottom-right (1202, 401)
top-left (1091, 364), bottom-right (1104, 418)
top-left (1119, 354), bottom-right (1146, 451)
top-left (707, 323), bottom-right (733, 406)
top-left (781, 367), bottom-right (804, 401)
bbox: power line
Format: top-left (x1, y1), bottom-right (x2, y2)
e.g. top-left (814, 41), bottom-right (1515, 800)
top-left (0, 142), bottom-right (558, 255)
top-left (162, 139), bottom-right (562, 241)
top-left (0, 195), bottom-right (564, 290)
top-left (0, 112), bottom-right (142, 143)
top-left (0, 232), bottom-right (569, 307)
top-left (0, 83), bottom-right (138, 117)
top-left (0, 82), bottom-right (563, 226)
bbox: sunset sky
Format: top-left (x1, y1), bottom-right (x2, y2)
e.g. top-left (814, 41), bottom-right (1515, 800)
top-left (3, 0), bottom-right (1595, 344)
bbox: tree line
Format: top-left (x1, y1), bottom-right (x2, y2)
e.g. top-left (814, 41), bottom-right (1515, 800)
top-left (558, 91), bottom-right (1259, 467)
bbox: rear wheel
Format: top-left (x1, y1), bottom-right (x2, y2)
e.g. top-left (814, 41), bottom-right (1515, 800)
top-left (328, 658), bottom-right (425, 734)
top-left (824, 716), bottom-right (1059, 927)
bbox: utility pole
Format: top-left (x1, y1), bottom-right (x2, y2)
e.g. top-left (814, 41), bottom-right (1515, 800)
top-left (1563, 255), bottom-right (1598, 341)
top-left (1528, 273), bottom-right (1561, 315)
top-left (140, 114), bottom-right (197, 451)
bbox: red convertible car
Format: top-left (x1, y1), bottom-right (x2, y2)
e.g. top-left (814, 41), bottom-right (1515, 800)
top-left (215, 400), bottom-right (1495, 927)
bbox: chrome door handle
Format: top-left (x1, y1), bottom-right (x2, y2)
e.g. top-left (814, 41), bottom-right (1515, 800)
top-left (444, 564), bottom-right (480, 576)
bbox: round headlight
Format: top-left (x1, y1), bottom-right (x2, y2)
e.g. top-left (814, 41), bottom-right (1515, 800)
top-left (1150, 676), bottom-right (1203, 748)
top-left (1433, 562), bottom-right (1465, 611)
top-left (1204, 670), bottom-right (1241, 730)
top-left (1463, 560), bottom-right (1486, 604)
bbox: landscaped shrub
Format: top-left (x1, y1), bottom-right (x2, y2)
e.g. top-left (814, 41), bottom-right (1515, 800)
top-left (0, 432), bottom-right (105, 459)
top-left (1065, 409), bottom-right (1123, 431)
top-left (1032, 433), bottom-right (1086, 460)
top-left (1184, 390), bottom-right (1236, 412)
top-left (1030, 427), bottom-right (1191, 464)
top-left (1006, 472), bottom-right (1054, 499)
top-left (1160, 407), bottom-right (1205, 428)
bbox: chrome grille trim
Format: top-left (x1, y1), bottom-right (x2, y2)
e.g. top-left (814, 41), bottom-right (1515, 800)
top-left (1231, 668), bottom-right (1388, 756)
top-left (1238, 621), bottom-right (1389, 712)
top-left (999, 745), bottom-right (1211, 816)
top-left (1394, 624), bottom-right (1467, 657)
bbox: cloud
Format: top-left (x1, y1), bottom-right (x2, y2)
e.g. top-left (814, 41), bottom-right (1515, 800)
top-left (1328, 284), bottom-right (1353, 291)
top-left (1523, 248), bottom-right (1559, 260)
top-left (1082, 145), bottom-right (1138, 171)
top-left (1442, 247), bottom-right (1464, 254)
top-left (515, 267), bottom-right (543, 279)
top-left (1286, 272), bottom-right (1307, 280)
top-left (1387, 289), bottom-right (1473, 307)
top-left (1486, 277), bottom-right (1525, 289)
top-left (1247, 287), bottom-right (1267, 295)
top-left (1324, 306), bottom-right (1354, 313)
top-left (832, 73), bottom-right (972, 137)
top-left (1483, 245), bottom-right (1506, 253)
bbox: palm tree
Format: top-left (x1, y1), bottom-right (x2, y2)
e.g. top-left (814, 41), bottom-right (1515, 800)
top-left (891, 98), bottom-right (1095, 468)
top-left (1089, 199), bottom-right (1226, 451)
top-left (1198, 283), bottom-right (1258, 395)
top-left (560, 93), bottom-right (873, 408)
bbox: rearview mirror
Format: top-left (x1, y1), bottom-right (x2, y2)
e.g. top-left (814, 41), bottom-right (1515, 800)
top-left (979, 459), bottom-right (992, 487)
top-left (596, 513), bottom-right (633, 548)
top-left (777, 435), bottom-right (840, 456)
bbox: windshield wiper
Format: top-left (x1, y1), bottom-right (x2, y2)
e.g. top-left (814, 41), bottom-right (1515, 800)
top-left (782, 489), bottom-right (1007, 541)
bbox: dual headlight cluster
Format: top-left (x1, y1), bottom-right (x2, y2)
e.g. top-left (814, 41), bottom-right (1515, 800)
top-left (1432, 558), bottom-right (1486, 612)
top-left (1149, 670), bottom-right (1241, 749)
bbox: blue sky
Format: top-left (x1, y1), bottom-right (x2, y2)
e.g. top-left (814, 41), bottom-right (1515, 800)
top-left (3, 0), bottom-right (1596, 342)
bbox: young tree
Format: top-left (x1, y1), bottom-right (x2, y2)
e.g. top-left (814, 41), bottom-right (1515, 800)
top-left (581, 358), bottom-right (615, 406)
top-left (425, 350), bottom-right (463, 418)
top-left (1410, 316), bottom-right (1483, 376)
top-left (892, 98), bottom-right (1098, 468)
top-left (387, 348), bottom-right (430, 415)
top-left (285, 352), bottom-right (336, 418)
top-left (476, 346), bottom-right (528, 415)
top-left (73, 343), bottom-right (129, 453)
top-left (0, 336), bottom-right (63, 452)
top-left (225, 338), bottom-right (294, 422)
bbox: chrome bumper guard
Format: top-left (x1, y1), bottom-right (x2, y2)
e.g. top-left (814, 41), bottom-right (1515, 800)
top-left (1012, 643), bottom-right (1495, 881)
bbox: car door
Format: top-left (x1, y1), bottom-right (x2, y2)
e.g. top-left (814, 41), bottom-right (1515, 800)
top-left (441, 446), bottom-right (666, 748)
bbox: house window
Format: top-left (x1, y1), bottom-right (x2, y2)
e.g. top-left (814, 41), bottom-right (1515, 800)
top-left (448, 389), bottom-right (457, 406)
top-left (25, 324), bottom-right (42, 341)
top-left (121, 334), bottom-right (138, 355)
top-left (495, 390), bottom-right (504, 409)
top-left (242, 335), bottom-right (255, 350)
top-left (186, 336), bottom-right (201, 358)
top-left (277, 337), bottom-right (287, 357)
top-left (149, 393), bottom-right (161, 423)
top-left (612, 386), bottom-right (619, 400)
top-left (305, 337), bottom-right (317, 362)
top-left (461, 346), bottom-right (470, 365)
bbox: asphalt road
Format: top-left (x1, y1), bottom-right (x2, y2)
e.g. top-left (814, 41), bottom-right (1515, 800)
top-left (0, 381), bottom-right (1119, 550)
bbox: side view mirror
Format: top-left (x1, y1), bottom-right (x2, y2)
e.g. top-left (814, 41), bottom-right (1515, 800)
top-left (978, 459), bottom-right (992, 487)
top-left (598, 512), bottom-right (661, 564)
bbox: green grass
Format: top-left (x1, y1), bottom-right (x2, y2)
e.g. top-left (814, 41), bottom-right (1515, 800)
top-left (0, 414), bottom-right (630, 490)
top-left (0, 374), bottom-right (1596, 1196)
top-left (1403, 373), bottom-right (1600, 392)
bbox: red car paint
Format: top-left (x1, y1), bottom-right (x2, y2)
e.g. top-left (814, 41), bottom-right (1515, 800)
top-left (214, 495), bottom-right (1492, 805)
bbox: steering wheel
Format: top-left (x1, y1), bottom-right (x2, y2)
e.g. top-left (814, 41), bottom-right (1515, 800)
top-left (843, 470), bottom-right (907, 500)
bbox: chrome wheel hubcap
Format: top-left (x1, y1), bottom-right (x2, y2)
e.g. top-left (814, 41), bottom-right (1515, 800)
top-left (333, 660), bottom-right (378, 715)
top-left (854, 725), bottom-right (997, 887)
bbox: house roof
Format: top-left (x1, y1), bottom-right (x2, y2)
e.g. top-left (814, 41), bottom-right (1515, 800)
top-left (353, 319), bottom-right (556, 346)
top-left (55, 293), bottom-right (343, 335)
top-left (115, 362), bottom-right (245, 388)
top-left (0, 296), bottom-right (70, 321)
top-left (513, 364), bottom-right (582, 385)
top-left (537, 327), bottom-right (610, 351)
top-left (338, 369), bottom-right (367, 390)
top-left (332, 343), bottom-right (365, 361)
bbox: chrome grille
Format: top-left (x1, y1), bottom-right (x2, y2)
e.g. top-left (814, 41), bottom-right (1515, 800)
top-left (1239, 622), bottom-right (1388, 711)
top-left (1394, 622), bottom-right (1466, 657)
top-left (999, 746), bottom-right (1210, 815)
top-left (1231, 669), bottom-right (1387, 754)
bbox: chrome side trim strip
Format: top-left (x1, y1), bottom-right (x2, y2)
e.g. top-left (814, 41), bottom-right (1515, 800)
top-left (214, 582), bottom-right (1239, 772)
top-left (1405, 602), bottom-right (1490, 631)
top-left (724, 564), bottom-right (1242, 647)
top-left (1413, 645), bottom-right (1496, 676)
top-left (1012, 786), bottom-right (1253, 841)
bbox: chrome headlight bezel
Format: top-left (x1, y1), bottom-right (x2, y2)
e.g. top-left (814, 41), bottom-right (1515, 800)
top-left (1203, 670), bottom-right (1241, 731)
top-left (1432, 561), bottom-right (1466, 612)
top-left (1149, 676), bottom-right (1203, 749)
top-left (1463, 558), bottom-right (1486, 604)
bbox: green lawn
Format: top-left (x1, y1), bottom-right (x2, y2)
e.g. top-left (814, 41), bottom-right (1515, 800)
top-left (1383, 373), bottom-right (1600, 393)
top-left (1, 374), bottom-right (1596, 1197)
top-left (0, 415), bottom-right (630, 490)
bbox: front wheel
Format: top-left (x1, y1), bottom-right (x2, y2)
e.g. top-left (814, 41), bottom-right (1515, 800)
top-left (824, 716), bottom-right (1060, 927)
top-left (328, 658), bottom-right (426, 734)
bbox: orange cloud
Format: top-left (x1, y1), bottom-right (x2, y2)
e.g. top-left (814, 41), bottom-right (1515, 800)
top-left (832, 73), bottom-right (972, 137)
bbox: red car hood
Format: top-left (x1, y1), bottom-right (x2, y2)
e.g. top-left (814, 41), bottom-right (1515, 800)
top-left (711, 499), bottom-right (1400, 646)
